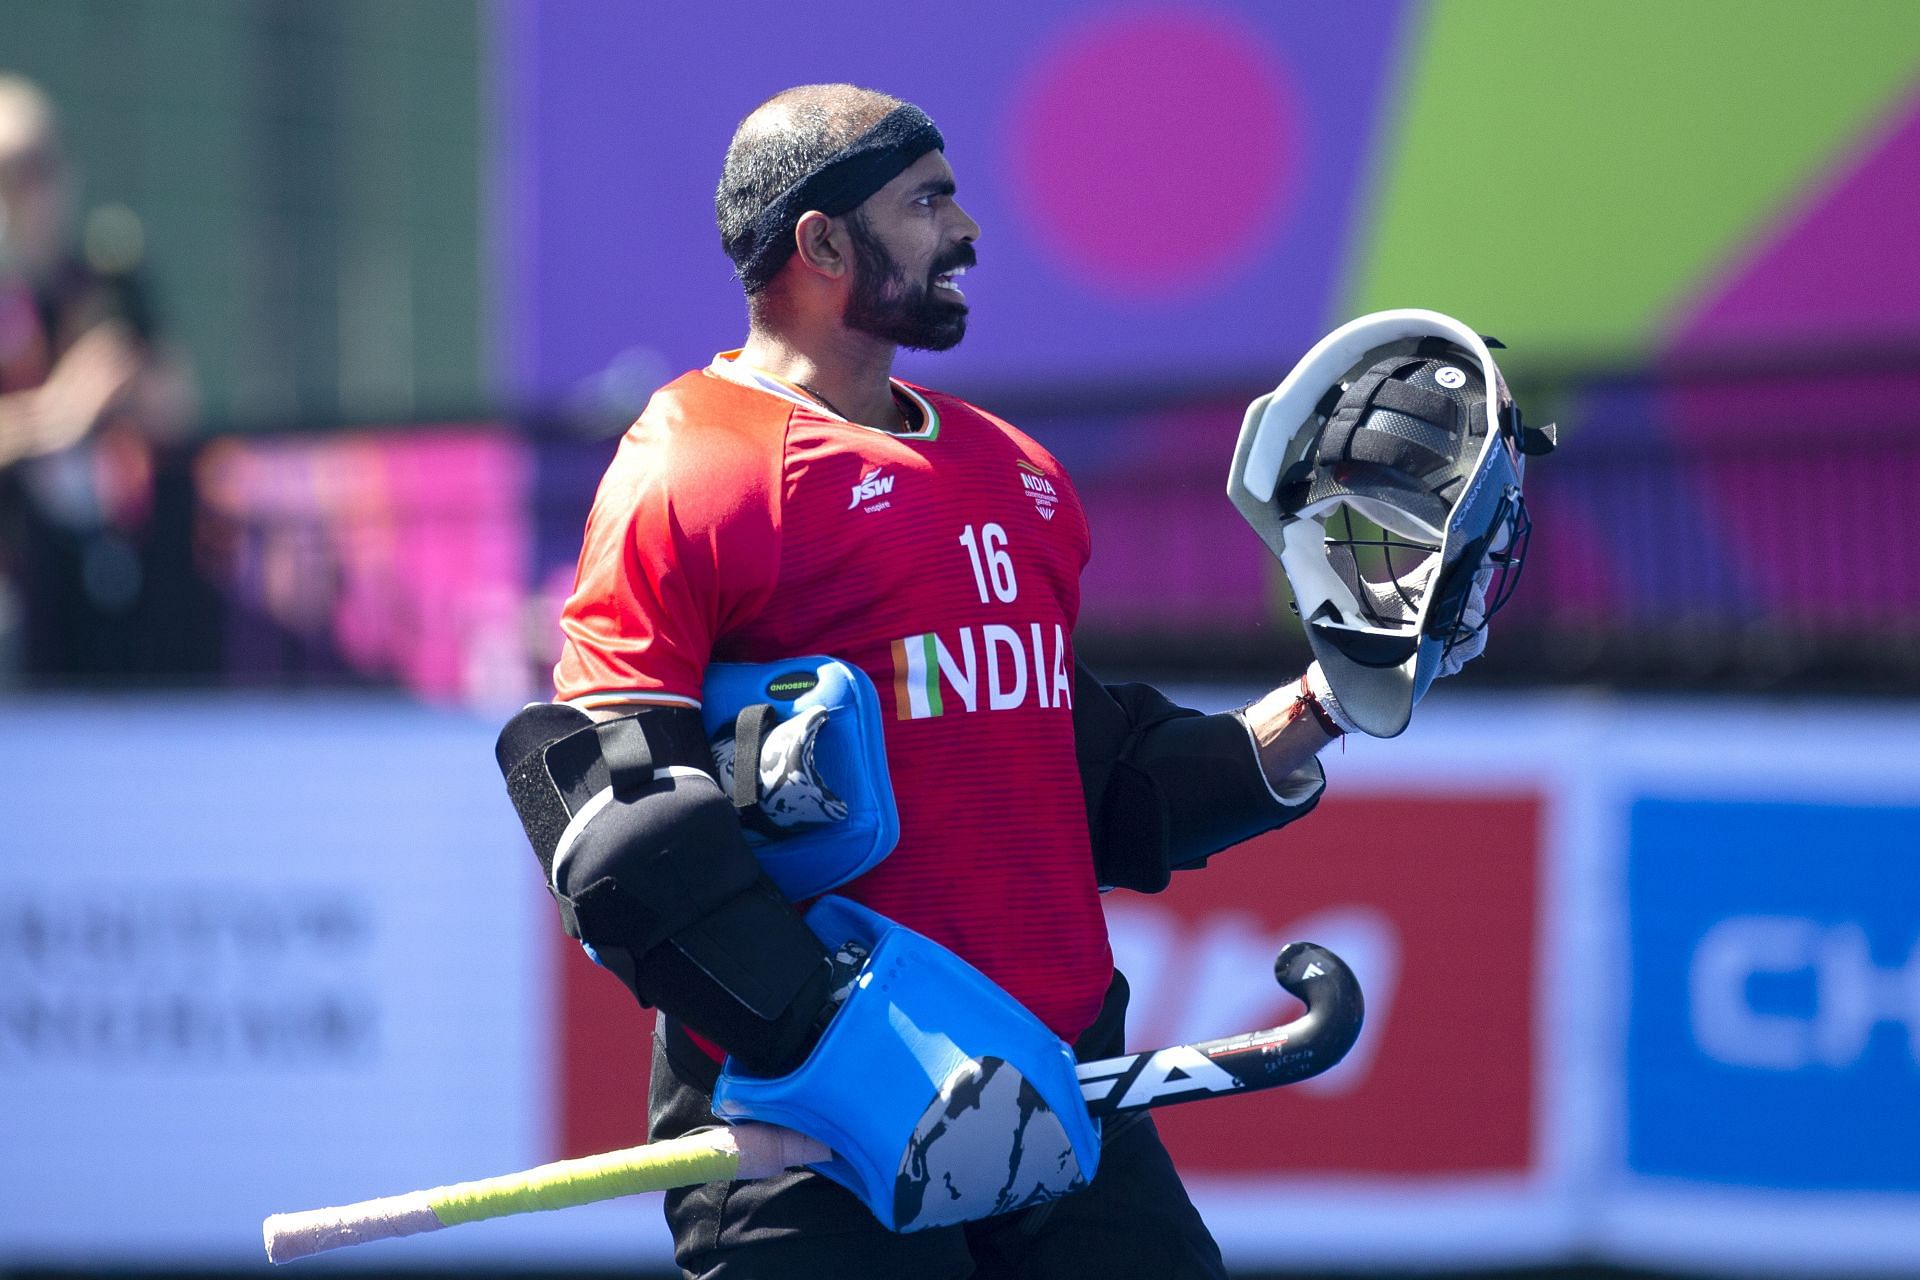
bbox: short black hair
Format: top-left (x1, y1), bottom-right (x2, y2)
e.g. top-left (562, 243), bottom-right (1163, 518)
top-left (715, 84), bottom-right (904, 294)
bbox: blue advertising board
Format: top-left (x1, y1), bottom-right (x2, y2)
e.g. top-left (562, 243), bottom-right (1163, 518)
top-left (1627, 798), bottom-right (1920, 1190)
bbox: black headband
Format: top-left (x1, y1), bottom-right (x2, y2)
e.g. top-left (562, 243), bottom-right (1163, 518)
top-left (730, 104), bottom-right (945, 293)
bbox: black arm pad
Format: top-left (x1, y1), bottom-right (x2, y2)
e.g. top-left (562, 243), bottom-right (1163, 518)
top-left (631, 883), bottom-right (834, 1077)
top-left (560, 783), bottom-right (835, 1076)
top-left (497, 703), bottom-right (834, 1077)
top-left (1074, 665), bottom-right (1324, 894)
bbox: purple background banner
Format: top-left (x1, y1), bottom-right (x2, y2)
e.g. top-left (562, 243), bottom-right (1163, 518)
top-left (496, 0), bottom-right (1410, 404)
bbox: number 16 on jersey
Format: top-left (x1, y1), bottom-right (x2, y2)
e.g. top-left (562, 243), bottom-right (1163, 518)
top-left (959, 523), bottom-right (1018, 604)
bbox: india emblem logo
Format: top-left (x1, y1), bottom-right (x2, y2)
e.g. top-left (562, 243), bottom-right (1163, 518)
top-left (1016, 460), bottom-right (1058, 521)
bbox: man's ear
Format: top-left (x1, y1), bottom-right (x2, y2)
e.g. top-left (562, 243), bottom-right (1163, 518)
top-left (793, 211), bottom-right (850, 280)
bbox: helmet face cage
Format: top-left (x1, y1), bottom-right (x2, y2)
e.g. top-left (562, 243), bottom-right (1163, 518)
top-left (1475, 488), bottom-right (1531, 620)
top-left (1318, 501), bottom-right (1441, 630)
top-left (1431, 482), bottom-right (1531, 662)
top-left (1297, 482), bottom-right (1530, 664)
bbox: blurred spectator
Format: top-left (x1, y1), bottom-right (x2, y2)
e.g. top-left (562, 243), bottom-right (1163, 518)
top-left (0, 73), bottom-right (199, 681)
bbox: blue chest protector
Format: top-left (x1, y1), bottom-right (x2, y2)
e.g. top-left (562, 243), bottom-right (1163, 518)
top-left (700, 657), bottom-right (899, 900)
top-left (712, 896), bottom-right (1104, 1232)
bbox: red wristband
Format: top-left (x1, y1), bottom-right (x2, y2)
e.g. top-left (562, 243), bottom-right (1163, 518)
top-left (1299, 673), bottom-right (1345, 738)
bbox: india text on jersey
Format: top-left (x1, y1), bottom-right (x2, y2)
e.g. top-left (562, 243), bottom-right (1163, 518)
top-left (890, 623), bottom-right (1073, 720)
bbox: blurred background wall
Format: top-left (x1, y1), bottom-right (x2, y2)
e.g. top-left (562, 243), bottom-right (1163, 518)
top-left (4, 0), bottom-right (485, 429)
top-left (1, 2), bottom-right (1916, 1277)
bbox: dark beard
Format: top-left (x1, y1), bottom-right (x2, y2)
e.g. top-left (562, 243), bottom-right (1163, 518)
top-left (842, 212), bottom-right (971, 352)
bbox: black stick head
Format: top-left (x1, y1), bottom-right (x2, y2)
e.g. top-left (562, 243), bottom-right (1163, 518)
top-left (1273, 941), bottom-right (1366, 1080)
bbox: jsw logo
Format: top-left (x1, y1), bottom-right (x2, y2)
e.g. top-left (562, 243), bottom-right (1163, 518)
top-left (1690, 916), bottom-right (1920, 1070)
top-left (848, 467), bottom-right (895, 509)
top-left (1103, 903), bottom-right (1398, 1096)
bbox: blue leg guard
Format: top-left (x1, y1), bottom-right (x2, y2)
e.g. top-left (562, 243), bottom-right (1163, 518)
top-left (710, 896), bottom-right (1103, 1232)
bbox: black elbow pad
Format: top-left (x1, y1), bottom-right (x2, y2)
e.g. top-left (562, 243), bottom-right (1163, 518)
top-left (1124, 708), bottom-right (1319, 873)
top-left (1075, 668), bottom-right (1322, 893)
top-left (497, 703), bottom-right (833, 1076)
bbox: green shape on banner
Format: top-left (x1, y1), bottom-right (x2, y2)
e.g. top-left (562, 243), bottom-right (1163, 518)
top-left (1345, 1), bottom-right (1920, 361)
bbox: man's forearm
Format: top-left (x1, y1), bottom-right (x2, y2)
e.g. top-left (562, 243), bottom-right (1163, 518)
top-left (1239, 673), bottom-right (1341, 788)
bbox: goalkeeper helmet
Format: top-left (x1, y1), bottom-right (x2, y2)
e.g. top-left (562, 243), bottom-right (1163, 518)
top-left (1227, 309), bottom-right (1555, 737)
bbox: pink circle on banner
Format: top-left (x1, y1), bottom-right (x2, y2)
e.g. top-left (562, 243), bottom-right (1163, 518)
top-left (1007, 8), bottom-right (1300, 299)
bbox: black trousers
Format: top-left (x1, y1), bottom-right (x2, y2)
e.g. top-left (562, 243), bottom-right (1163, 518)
top-left (649, 973), bottom-right (1228, 1280)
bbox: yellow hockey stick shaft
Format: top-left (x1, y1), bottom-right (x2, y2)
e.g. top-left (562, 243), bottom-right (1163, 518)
top-left (262, 1123), bottom-right (829, 1263)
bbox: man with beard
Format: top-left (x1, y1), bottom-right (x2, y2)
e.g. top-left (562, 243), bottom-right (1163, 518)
top-left (541, 84), bottom-right (1354, 1278)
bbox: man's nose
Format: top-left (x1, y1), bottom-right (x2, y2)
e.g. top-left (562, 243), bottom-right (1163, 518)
top-left (952, 201), bottom-right (981, 244)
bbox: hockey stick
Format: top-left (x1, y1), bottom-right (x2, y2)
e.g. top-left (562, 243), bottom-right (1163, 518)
top-left (262, 1123), bottom-right (831, 1263)
top-left (263, 942), bottom-right (1360, 1263)
top-left (1078, 940), bottom-right (1363, 1117)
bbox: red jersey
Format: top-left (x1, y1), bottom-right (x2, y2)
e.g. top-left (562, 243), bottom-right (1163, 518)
top-left (554, 353), bottom-right (1111, 1041)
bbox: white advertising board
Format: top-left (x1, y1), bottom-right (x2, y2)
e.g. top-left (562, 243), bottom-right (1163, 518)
top-left (0, 696), bottom-right (667, 1269)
